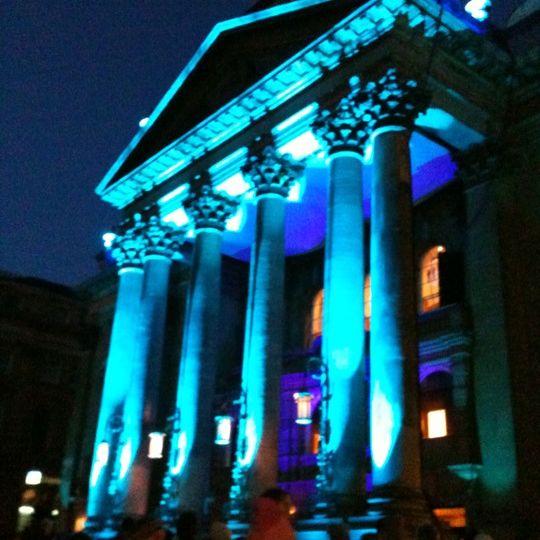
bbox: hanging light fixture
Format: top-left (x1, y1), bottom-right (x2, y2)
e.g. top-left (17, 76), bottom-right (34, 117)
top-left (294, 391), bottom-right (314, 425)
top-left (148, 432), bottom-right (166, 459)
top-left (214, 415), bottom-right (233, 445)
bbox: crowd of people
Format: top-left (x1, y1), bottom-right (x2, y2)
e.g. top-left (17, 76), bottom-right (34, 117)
top-left (15, 488), bottom-right (495, 540)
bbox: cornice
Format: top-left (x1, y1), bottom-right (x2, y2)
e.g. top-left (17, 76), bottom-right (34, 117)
top-left (96, 0), bottom-right (502, 210)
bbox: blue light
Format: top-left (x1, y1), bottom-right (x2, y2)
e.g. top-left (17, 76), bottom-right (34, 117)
top-left (159, 183), bottom-right (189, 205)
top-left (278, 130), bottom-right (322, 160)
top-left (275, 103), bottom-right (319, 133)
top-left (215, 173), bottom-right (251, 197)
top-left (287, 179), bottom-right (305, 203)
top-left (276, 77), bottom-right (311, 101)
top-left (102, 232), bottom-right (117, 249)
top-left (464, 0), bottom-right (491, 21)
top-left (171, 431), bottom-right (187, 476)
top-left (162, 207), bottom-right (189, 227)
top-left (238, 417), bottom-right (257, 467)
top-left (370, 382), bottom-right (397, 469)
top-left (119, 440), bottom-right (131, 480)
top-left (225, 204), bottom-right (246, 232)
top-left (158, 158), bottom-right (187, 180)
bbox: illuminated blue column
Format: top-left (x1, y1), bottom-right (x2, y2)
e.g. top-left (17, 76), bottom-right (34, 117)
top-left (87, 218), bottom-right (146, 530)
top-left (122, 216), bottom-right (184, 517)
top-left (367, 68), bottom-right (429, 507)
top-left (312, 94), bottom-right (371, 509)
top-left (161, 182), bottom-right (238, 519)
top-left (230, 143), bottom-right (304, 518)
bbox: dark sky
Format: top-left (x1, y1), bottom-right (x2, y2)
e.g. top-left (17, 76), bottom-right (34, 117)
top-left (1, 0), bottom-right (527, 287)
top-left (2, 0), bottom-right (253, 286)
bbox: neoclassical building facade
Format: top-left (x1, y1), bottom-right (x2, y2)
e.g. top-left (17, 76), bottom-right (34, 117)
top-left (77, 0), bottom-right (539, 538)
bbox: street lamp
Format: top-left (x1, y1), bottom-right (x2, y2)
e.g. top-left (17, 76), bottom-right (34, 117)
top-left (293, 391), bottom-right (314, 425)
top-left (214, 415), bottom-right (233, 446)
top-left (148, 432), bottom-right (166, 459)
top-left (25, 470), bottom-right (42, 486)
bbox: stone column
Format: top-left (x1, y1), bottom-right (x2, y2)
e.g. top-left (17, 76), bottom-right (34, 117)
top-left (122, 215), bottom-right (184, 517)
top-left (367, 68), bottom-right (429, 512)
top-left (229, 142), bottom-right (304, 518)
top-left (311, 94), bottom-right (371, 510)
top-left (455, 144), bottom-right (518, 530)
top-left (86, 218), bottom-right (146, 530)
top-left (161, 182), bottom-right (238, 520)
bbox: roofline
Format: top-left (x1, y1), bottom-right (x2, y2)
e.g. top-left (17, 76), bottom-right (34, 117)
top-left (96, 0), bottom-right (335, 196)
top-left (96, 0), bottom-right (481, 208)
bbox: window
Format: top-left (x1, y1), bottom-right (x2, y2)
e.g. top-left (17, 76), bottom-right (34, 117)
top-left (421, 371), bottom-right (453, 439)
top-left (311, 289), bottom-right (323, 341)
top-left (426, 409), bottom-right (448, 438)
top-left (433, 508), bottom-right (466, 528)
top-left (420, 246), bottom-right (446, 312)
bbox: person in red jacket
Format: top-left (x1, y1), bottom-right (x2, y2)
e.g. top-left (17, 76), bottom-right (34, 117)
top-left (247, 488), bottom-right (296, 540)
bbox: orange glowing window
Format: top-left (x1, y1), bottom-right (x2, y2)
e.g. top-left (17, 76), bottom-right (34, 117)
top-left (426, 409), bottom-right (448, 439)
top-left (311, 289), bottom-right (324, 340)
top-left (364, 274), bottom-right (371, 331)
top-left (420, 246), bottom-right (446, 312)
top-left (433, 507), bottom-right (466, 528)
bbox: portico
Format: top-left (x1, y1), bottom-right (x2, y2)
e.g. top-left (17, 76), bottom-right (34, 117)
top-left (88, 0), bottom-right (519, 537)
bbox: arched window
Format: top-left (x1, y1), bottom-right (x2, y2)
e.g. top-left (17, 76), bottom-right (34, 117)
top-left (364, 274), bottom-right (371, 332)
top-left (420, 246), bottom-right (446, 313)
top-left (311, 289), bottom-right (323, 341)
top-left (310, 279), bottom-right (371, 342)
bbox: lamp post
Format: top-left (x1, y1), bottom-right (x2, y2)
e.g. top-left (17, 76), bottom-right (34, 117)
top-left (307, 356), bottom-right (334, 516)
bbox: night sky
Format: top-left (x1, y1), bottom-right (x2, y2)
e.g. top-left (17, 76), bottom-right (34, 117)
top-left (1, 0), bottom-right (525, 287)
top-left (2, 1), bottom-right (252, 286)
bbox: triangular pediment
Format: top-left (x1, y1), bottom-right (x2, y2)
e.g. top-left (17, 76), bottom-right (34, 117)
top-left (102, 0), bottom-right (361, 190)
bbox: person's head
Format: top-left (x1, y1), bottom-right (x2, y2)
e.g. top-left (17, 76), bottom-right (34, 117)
top-left (416, 524), bottom-right (437, 540)
top-left (260, 487), bottom-right (292, 518)
top-left (175, 511), bottom-right (197, 538)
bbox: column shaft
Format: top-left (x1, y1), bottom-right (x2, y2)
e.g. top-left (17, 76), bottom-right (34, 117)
top-left (123, 255), bottom-right (172, 516)
top-left (169, 229), bottom-right (224, 512)
top-left (369, 129), bottom-right (421, 493)
top-left (87, 267), bottom-right (144, 523)
top-left (323, 152), bottom-right (366, 499)
top-left (242, 194), bottom-right (286, 496)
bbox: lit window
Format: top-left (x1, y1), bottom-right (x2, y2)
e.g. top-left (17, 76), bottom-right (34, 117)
top-left (433, 507), bottom-right (466, 528)
top-left (364, 274), bottom-right (371, 331)
top-left (420, 246), bottom-right (446, 312)
top-left (311, 290), bottom-right (323, 341)
top-left (427, 409), bottom-right (448, 439)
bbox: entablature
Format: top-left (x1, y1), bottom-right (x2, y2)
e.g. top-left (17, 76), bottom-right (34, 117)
top-left (97, 0), bottom-right (511, 214)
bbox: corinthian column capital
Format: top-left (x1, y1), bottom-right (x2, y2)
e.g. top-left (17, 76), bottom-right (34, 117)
top-left (312, 94), bottom-right (372, 156)
top-left (367, 68), bottom-right (430, 131)
top-left (111, 215), bottom-right (147, 269)
top-left (139, 214), bottom-right (186, 258)
top-left (242, 141), bottom-right (305, 198)
top-left (184, 178), bottom-right (239, 232)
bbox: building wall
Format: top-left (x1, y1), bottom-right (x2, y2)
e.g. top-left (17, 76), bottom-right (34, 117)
top-left (0, 276), bottom-right (91, 539)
